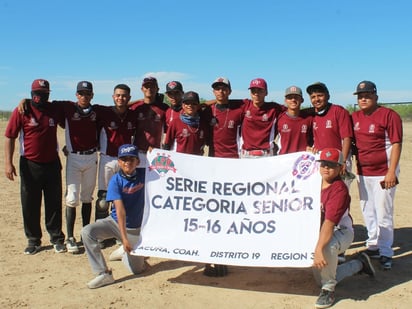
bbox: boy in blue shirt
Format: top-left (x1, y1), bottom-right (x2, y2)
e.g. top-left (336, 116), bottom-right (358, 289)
top-left (82, 144), bottom-right (146, 289)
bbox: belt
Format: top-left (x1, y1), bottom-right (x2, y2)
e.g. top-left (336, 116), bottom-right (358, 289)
top-left (242, 149), bottom-right (270, 156)
top-left (72, 148), bottom-right (97, 155)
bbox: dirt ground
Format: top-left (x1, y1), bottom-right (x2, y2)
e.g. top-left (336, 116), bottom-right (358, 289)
top-left (0, 120), bottom-right (411, 309)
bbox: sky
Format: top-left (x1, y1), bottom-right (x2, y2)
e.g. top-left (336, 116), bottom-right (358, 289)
top-left (1, 0), bottom-right (411, 111)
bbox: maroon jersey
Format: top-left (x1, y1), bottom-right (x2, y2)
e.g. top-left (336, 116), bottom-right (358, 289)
top-left (54, 101), bottom-right (98, 152)
top-left (165, 106), bottom-right (182, 131)
top-left (352, 106), bottom-right (403, 176)
top-left (312, 103), bottom-right (353, 151)
top-left (321, 179), bottom-right (352, 228)
top-left (5, 104), bottom-right (60, 163)
top-left (96, 105), bottom-right (138, 157)
top-left (130, 100), bottom-right (169, 151)
top-left (164, 116), bottom-right (210, 155)
top-left (277, 111), bottom-right (313, 154)
top-left (210, 100), bottom-right (244, 158)
top-left (241, 99), bottom-right (283, 151)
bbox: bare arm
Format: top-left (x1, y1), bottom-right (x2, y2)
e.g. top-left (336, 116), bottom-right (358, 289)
top-left (341, 137), bottom-right (352, 162)
top-left (113, 199), bottom-right (132, 253)
top-left (5, 137), bottom-right (17, 181)
top-left (313, 219), bottom-right (335, 269)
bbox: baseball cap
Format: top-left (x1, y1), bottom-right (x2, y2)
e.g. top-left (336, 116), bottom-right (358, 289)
top-left (353, 80), bottom-right (377, 95)
top-left (249, 78), bottom-right (267, 90)
top-left (212, 77), bottom-right (231, 90)
top-left (77, 81), bottom-right (93, 92)
top-left (306, 82), bottom-right (329, 95)
top-left (317, 148), bottom-right (344, 165)
top-left (182, 91), bottom-right (200, 104)
top-left (166, 81), bottom-right (183, 93)
top-left (142, 77), bottom-right (158, 87)
top-left (285, 85), bottom-right (303, 97)
top-left (118, 144), bottom-right (139, 158)
top-left (31, 79), bottom-right (50, 93)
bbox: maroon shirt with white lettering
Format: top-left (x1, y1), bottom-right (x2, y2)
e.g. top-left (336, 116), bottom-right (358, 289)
top-left (5, 103), bottom-right (60, 163)
top-left (241, 99), bottom-right (284, 151)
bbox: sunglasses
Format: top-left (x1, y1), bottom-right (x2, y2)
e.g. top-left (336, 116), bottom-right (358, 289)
top-left (319, 161), bottom-right (340, 169)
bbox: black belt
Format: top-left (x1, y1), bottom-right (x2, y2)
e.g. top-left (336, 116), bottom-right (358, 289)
top-left (72, 148), bottom-right (97, 155)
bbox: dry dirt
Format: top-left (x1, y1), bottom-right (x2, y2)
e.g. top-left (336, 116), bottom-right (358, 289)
top-left (0, 121), bottom-right (411, 309)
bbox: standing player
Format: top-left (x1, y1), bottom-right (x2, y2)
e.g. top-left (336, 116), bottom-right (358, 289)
top-left (275, 86), bottom-right (313, 154)
top-left (240, 78), bottom-right (284, 158)
top-left (162, 91), bottom-right (210, 155)
top-left (94, 84), bottom-right (138, 245)
top-left (82, 144), bottom-right (146, 289)
top-left (351, 81), bottom-right (402, 270)
top-left (4, 79), bottom-right (66, 254)
top-left (305, 82), bottom-right (353, 174)
top-left (209, 77), bottom-right (244, 158)
top-left (58, 81), bottom-right (99, 253)
top-left (129, 77), bottom-right (169, 164)
top-left (164, 81), bottom-right (184, 130)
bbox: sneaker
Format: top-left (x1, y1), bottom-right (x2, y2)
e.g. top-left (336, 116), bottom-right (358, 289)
top-left (315, 289), bottom-right (335, 308)
top-left (109, 245), bottom-right (125, 261)
top-left (53, 241), bottom-right (67, 253)
top-left (87, 271), bottom-right (115, 289)
top-left (24, 245), bottom-right (41, 255)
top-left (358, 252), bottom-right (376, 276)
top-left (337, 253), bottom-right (346, 264)
top-left (66, 237), bottom-right (79, 254)
top-left (365, 249), bottom-right (380, 259)
top-left (380, 256), bottom-right (392, 270)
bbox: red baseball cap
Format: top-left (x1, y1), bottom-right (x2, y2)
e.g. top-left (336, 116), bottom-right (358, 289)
top-left (249, 78), bottom-right (267, 90)
top-left (31, 79), bottom-right (50, 93)
top-left (317, 148), bottom-right (344, 165)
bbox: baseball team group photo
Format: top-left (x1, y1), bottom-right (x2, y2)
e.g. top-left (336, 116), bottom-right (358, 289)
top-left (1, 76), bottom-right (411, 308)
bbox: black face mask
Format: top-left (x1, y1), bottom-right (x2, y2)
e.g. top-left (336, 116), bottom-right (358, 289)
top-left (31, 91), bottom-right (50, 109)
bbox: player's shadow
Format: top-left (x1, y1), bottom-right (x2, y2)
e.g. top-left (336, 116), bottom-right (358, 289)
top-left (159, 226), bottom-right (412, 303)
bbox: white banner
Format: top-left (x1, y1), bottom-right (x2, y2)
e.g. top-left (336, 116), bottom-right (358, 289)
top-left (133, 150), bottom-right (321, 267)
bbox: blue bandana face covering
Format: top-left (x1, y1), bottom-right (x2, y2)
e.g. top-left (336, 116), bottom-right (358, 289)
top-left (180, 113), bottom-right (200, 127)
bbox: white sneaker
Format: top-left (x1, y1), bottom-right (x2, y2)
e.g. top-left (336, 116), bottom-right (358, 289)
top-left (65, 237), bottom-right (79, 254)
top-left (87, 271), bottom-right (114, 289)
top-left (109, 245), bottom-right (125, 261)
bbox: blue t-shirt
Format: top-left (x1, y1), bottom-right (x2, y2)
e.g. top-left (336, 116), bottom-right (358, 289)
top-left (107, 169), bottom-right (145, 228)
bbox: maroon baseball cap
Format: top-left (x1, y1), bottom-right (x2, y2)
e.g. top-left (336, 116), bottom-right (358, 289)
top-left (142, 76), bottom-right (158, 87)
top-left (317, 148), bottom-right (344, 165)
top-left (31, 79), bottom-right (50, 93)
top-left (249, 78), bottom-right (267, 90)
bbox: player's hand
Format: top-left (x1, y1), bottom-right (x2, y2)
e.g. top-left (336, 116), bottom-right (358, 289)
top-left (17, 99), bottom-right (28, 114)
top-left (62, 145), bottom-right (69, 156)
top-left (5, 164), bottom-right (17, 181)
top-left (313, 249), bottom-right (327, 269)
top-left (122, 239), bottom-right (133, 254)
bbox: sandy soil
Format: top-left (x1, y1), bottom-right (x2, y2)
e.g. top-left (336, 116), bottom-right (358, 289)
top-left (0, 120), bottom-right (411, 309)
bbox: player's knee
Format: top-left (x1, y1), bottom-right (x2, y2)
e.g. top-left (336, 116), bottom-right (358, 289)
top-left (96, 190), bottom-right (108, 212)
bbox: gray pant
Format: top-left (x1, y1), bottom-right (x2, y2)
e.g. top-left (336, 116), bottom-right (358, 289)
top-left (312, 226), bottom-right (362, 291)
top-left (81, 217), bottom-right (144, 275)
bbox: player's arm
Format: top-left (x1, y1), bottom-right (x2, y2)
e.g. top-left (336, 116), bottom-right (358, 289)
top-left (341, 137), bottom-right (352, 162)
top-left (4, 137), bottom-right (17, 181)
top-left (383, 142), bottom-right (402, 188)
top-left (113, 199), bottom-right (132, 253)
top-left (313, 219), bottom-right (334, 269)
